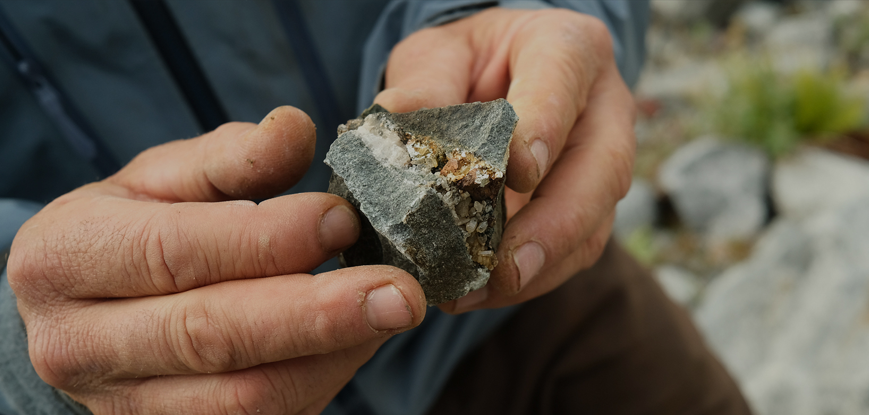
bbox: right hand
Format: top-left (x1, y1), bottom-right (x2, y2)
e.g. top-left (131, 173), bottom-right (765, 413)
top-left (7, 106), bottom-right (427, 414)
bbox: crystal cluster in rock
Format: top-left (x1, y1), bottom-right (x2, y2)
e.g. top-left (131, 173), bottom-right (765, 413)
top-left (324, 99), bottom-right (517, 304)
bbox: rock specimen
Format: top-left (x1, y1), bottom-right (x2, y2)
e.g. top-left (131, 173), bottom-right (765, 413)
top-left (324, 99), bottom-right (517, 304)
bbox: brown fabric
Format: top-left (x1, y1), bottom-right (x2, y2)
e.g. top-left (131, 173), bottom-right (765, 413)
top-left (429, 241), bottom-right (752, 415)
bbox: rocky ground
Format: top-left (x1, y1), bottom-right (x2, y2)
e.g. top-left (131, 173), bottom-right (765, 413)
top-left (616, 1), bottom-right (869, 413)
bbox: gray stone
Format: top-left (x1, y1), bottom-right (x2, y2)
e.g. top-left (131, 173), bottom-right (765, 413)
top-left (651, 0), bottom-right (747, 27)
top-left (654, 264), bottom-right (700, 307)
top-left (325, 100), bottom-right (517, 304)
top-left (772, 147), bottom-right (869, 219)
top-left (695, 194), bottom-right (869, 415)
top-left (764, 11), bottom-right (833, 73)
top-left (734, 1), bottom-right (782, 36)
top-left (828, 0), bottom-right (866, 19)
top-left (635, 61), bottom-right (726, 101)
top-left (614, 177), bottom-right (658, 239)
top-left (658, 137), bottom-right (770, 241)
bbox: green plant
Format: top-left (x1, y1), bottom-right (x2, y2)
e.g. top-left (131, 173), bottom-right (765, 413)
top-left (792, 70), bottom-right (866, 137)
top-left (623, 226), bottom-right (657, 266)
top-left (711, 62), bottom-right (867, 157)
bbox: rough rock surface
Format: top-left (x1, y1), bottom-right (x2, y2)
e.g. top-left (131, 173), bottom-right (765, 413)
top-left (696, 194), bottom-right (869, 415)
top-left (772, 147), bottom-right (869, 219)
top-left (654, 264), bottom-right (700, 307)
top-left (695, 149), bottom-right (869, 414)
top-left (764, 10), bottom-right (833, 73)
top-left (325, 100), bottom-right (517, 304)
top-left (658, 137), bottom-right (769, 241)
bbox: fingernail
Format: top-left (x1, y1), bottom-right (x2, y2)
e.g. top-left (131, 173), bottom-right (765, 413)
top-left (530, 139), bottom-right (550, 179)
top-left (513, 242), bottom-right (545, 289)
top-left (455, 286), bottom-right (488, 312)
top-left (365, 284), bottom-right (413, 331)
top-left (318, 205), bottom-right (359, 253)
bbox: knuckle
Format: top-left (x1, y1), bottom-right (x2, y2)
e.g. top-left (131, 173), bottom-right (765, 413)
top-left (585, 231), bottom-right (609, 263)
top-left (224, 374), bottom-right (287, 415)
top-left (142, 209), bottom-right (185, 293)
top-left (391, 26), bottom-right (447, 61)
top-left (246, 226), bottom-right (279, 278)
top-left (565, 207), bottom-right (591, 251)
top-left (609, 137), bottom-right (637, 201)
top-left (566, 12), bottom-right (614, 57)
top-left (6, 240), bottom-right (38, 295)
top-left (541, 10), bottom-right (615, 67)
top-left (8, 208), bottom-right (99, 302)
top-left (582, 15), bottom-right (614, 53)
top-left (307, 310), bottom-right (345, 353)
top-left (28, 320), bottom-right (79, 390)
top-left (543, 9), bottom-right (613, 48)
top-left (176, 304), bottom-right (239, 374)
top-left (144, 207), bottom-right (218, 293)
top-left (289, 308), bottom-right (344, 356)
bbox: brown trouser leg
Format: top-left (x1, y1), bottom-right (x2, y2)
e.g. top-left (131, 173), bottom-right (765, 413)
top-left (429, 241), bottom-right (752, 415)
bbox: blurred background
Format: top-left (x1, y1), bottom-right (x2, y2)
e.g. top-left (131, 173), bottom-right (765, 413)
top-left (615, 1), bottom-right (869, 414)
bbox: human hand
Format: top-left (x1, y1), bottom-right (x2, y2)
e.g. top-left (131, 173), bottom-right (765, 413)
top-left (374, 8), bottom-right (636, 313)
top-left (6, 107), bottom-right (427, 414)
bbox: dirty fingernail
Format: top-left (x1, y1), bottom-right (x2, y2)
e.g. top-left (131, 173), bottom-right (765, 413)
top-left (514, 242), bottom-right (545, 289)
top-left (365, 284), bottom-right (413, 331)
top-left (530, 139), bottom-right (550, 179)
top-left (455, 286), bottom-right (489, 312)
top-left (319, 205), bottom-right (359, 253)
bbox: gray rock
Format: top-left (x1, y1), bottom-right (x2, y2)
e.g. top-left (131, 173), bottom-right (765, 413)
top-left (734, 1), bottom-right (782, 36)
top-left (635, 61), bottom-right (726, 101)
top-left (828, 0), bottom-right (866, 19)
top-left (772, 147), bottom-right (869, 219)
top-left (764, 11), bottom-right (833, 73)
top-left (325, 100), bottom-right (517, 304)
top-left (658, 137), bottom-right (770, 241)
top-left (695, 194), bottom-right (869, 415)
top-left (651, 0), bottom-right (747, 27)
top-left (614, 177), bottom-right (658, 239)
top-left (654, 264), bottom-right (700, 307)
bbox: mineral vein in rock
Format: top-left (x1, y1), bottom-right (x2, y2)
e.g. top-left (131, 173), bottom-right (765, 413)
top-left (325, 99), bottom-right (518, 304)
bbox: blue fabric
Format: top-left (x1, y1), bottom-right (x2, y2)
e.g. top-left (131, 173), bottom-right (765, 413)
top-left (0, 0), bottom-right (648, 413)
top-left (0, 199), bottom-right (42, 255)
top-left (0, 269), bottom-right (90, 415)
top-left (346, 306), bottom-right (519, 415)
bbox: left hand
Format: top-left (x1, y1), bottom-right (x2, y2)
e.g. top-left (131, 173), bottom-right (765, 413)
top-left (374, 7), bottom-right (636, 313)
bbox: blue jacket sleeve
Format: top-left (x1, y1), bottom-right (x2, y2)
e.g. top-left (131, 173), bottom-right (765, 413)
top-left (356, 0), bottom-right (650, 111)
top-left (0, 270), bottom-right (92, 415)
top-left (0, 199), bottom-right (42, 256)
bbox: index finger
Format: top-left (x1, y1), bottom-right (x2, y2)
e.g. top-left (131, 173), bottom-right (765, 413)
top-left (10, 192), bottom-right (359, 301)
top-left (373, 21), bottom-right (474, 112)
top-left (505, 9), bottom-right (613, 192)
top-left (48, 266), bottom-right (424, 382)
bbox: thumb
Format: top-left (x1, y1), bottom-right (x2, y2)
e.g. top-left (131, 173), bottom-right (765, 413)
top-left (111, 106), bottom-right (316, 202)
top-left (374, 25), bottom-right (473, 112)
